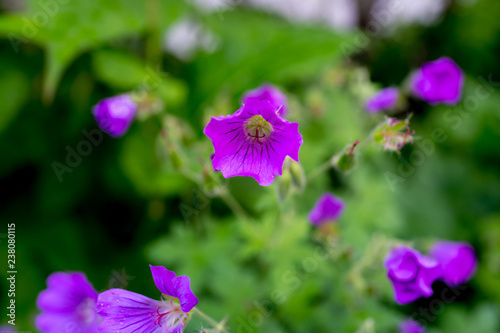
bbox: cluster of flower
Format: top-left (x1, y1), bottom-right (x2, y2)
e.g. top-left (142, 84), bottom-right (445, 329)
top-left (64, 56), bottom-right (470, 333)
top-left (388, 242), bottom-right (477, 333)
top-left (365, 57), bottom-right (464, 113)
top-left (35, 265), bottom-right (198, 333)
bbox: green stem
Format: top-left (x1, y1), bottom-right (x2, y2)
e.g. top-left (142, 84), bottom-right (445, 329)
top-left (355, 133), bottom-right (374, 152)
top-left (180, 168), bottom-right (203, 184)
top-left (193, 307), bottom-right (228, 332)
top-left (180, 169), bottom-right (250, 220)
top-left (306, 160), bottom-right (332, 182)
top-left (306, 131), bottom-right (375, 182)
top-left (220, 188), bottom-right (250, 221)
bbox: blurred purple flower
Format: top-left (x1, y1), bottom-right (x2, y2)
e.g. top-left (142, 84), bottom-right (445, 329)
top-left (97, 265), bottom-right (198, 333)
top-left (308, 193), bottom-right (345, 226)
top-left (365, 87), bottom-right (399, 113)
top-left (430, 241), bottom-right (477, 286)
top-left (36, 272), bottom-right (99, 333)
top-left (204, 97), bottom-right (303, 186)
top-left (93, 94), bottom-right (137, 138)
top-left (399, 318), bottom-right (426, 333)
top-left (411, 57), bottom-right (464, 105)
top-left (0, 325), bottom-right (18, 332)
top-left (243, 84), bottom-right (288, 117)
top-left (384, 246), bottom-right (442, 304)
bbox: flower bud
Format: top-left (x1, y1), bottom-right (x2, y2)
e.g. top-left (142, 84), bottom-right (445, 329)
top-left (92, 94), bottom-right (137, 137)
top-left (289, 159), bottom-right (306, 191)
top-left (277, 168), bottom-right (292, 202)
top-left (333, 140), bottom-right (359, 173)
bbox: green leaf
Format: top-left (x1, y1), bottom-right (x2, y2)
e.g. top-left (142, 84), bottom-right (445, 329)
top-left (0, 68), bottom-right (29, 132)
top-left (189, 10), bottom-right (361, 109)
top-left (118, 123), bottom-right (189, 197)
top-left (0, 0), bottom-right (148, 102)
top-left (92, 49), bottom-right (149, 90)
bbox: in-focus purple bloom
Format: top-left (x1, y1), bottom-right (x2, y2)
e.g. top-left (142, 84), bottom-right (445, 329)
top-left (308, 192), bottom-right (345, 226)
top-left (204, 97), bottom-right (303, 186)
top-left (242, 84), bottom-right (288, 117)
top-left (384, 246), bottom-right (442, 304)
top-left (410, 57), bottom-right (464, 105)
top-left (93, 94), bottom-right (137, 138)
top-left (97, 265), bottom-right (198, 333)
top-left (399, 318), bottom-right (426, 333)
top-left (430, 241), bottom-right (477, 286)
top-left (365, 87), bottom-right (399, 113)
top-left (36, 272), bottom-right (99, 333)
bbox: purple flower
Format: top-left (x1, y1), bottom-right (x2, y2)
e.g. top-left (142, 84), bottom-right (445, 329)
top-left (97, 265), bottom-right (198, 333)
top-left (399, 319), bottom-right (426, 333)
top-left (365, 87), bottom-right (399, 113)
top-left (242, 84), bottom-right (288, 117)
top-left (92, 94), bottom-right (137, 137)
top-left (204, 97), bottom-right (303, 186)
top-left (410, 57), bottom-right (464, 105)
top-left (308, 193), bottom-right (345, 226)
top-left (384, 246), bottom-right (442, 304)
top-left (430, 241), bottom-right (477, 286)
top-left (36, 272), bottom-right (99, 333)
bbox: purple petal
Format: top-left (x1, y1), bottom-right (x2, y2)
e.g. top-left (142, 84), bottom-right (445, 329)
top-left (92, 94), bottom-right (137, 138)
top-left (242, 84), bottom-right (288, 117)
top-left (365, 87), bottom-right (399, 113)
top-left (308, 192), bottom-right (345, 226)
top-left (36, 272), bottom-right (99, 333)
top-left (430, 241), bottom-right (477, 286)
top-left (150, 266), bottom-right (198, 313)
top-left (385, 246), bottom-right (442, 304)
top-left (204, 97), bottom-right (303, 186)
top-left (399, 319), bottom-right (426, 333)
top-left (97, 289), bottom-right (184, 333)
top-left (36, 312), bottom-right (98, 333)
top-left (0, 325), bottom-right (17, 332)
top-left (410, 57), bottom-right (464, 105)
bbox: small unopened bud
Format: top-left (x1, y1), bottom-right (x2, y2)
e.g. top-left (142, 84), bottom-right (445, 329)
top-left (277, 169), bottom-right (292, 202)
top-left (332, 140), bottom-right (359, 173)
top-left (289, 159), bottom-right (306, 191)
top-left (373, 117), bottom-right (415, 152)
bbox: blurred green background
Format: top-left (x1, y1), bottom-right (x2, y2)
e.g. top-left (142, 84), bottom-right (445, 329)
top-left (1, 0), bottom-right (500, 332)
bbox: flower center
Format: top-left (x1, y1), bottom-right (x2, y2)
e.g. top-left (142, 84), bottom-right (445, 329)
top-left (150, 306), bottom-right (184, 328)
top-left (245, 115), bottom-right (273, 144)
